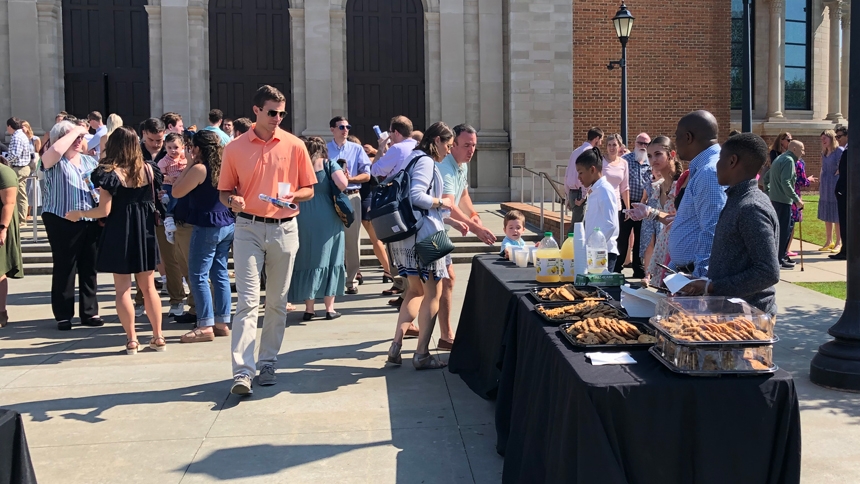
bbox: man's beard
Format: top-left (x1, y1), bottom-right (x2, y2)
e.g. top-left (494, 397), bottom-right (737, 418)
top-left (635, 149), bottom-right (648, 162)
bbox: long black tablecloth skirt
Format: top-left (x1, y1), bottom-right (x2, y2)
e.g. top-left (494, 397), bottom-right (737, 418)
top-left (0, 409), bottom-right (38, 484)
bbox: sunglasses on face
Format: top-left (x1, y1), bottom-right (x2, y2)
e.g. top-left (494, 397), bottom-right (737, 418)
top-left (267, 110), bottom-right (287, 118)
top-left (337, 125), bottom-right (352, 130)
top-left (636, 141), bottom-right (649, 146)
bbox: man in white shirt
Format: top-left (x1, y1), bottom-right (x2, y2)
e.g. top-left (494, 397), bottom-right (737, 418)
top-left (576, 145), bottom-right (620, 270)
top-left (564, 127), bottom-right (604, 223)
top-left (371, 115), bottom-right (418, 304)
top-left (85, 111), bottom-right (107, 157)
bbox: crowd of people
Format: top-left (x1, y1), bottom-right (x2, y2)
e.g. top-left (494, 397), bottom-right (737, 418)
top-left (0, 84), bottom-right (499, 395)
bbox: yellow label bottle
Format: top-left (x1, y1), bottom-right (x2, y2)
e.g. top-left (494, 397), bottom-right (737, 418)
top-left (560, 232), bottom-right (575, 282)
top-left (535, 232), bottom-right (561, 283)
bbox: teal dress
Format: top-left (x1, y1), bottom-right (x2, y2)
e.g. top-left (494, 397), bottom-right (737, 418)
top-left (288, 160), bottom-right (346, 302)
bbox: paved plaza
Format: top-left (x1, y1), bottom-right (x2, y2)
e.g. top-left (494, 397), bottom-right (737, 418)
top-left (1, 215), bottom-right (859, 483)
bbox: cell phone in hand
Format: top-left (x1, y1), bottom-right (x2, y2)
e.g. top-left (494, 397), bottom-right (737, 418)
top-left (337, 159), bottom-right (347, 168)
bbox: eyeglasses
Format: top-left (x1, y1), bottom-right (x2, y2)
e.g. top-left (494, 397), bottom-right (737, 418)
top-left (836, 135), bottom-right (844, 140)
top-left (784, 138), bottom-right (793, 142)
top-left (337, 125), bottom-right (352, 130)
top-left (267, 110), bottom-right (287, 118)
top-left (636, 141), bottom-right (649, 146)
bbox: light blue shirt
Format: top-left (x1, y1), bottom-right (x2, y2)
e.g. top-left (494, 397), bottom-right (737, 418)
top-left (371, 138), bottom-right (418, 179)
top-left (500, 236), bottom-right (525, 256)
top-left (668, 144), bottom-right (726, 278)
top-left (203, 125), bottom-right (232, 146)
top-left (86, 125), bottom-right (107, 154)
top-left (438, 154), bottom-right (468, 205)
top-left (327, 140), bottom-right (371, 190)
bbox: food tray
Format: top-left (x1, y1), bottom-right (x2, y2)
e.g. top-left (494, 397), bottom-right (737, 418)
top-left (558, 319), bottom-right (656, 350)
top-left (650, 318), bottom-right (779, 346)
top-left (534, 301), bottom-right (628, 324)
top-left (649, 346), bottom-right (778, 376)
top-left (529, 284), bottom-right (613, 303)
top-left (652, 297), bottom-right (775, 337)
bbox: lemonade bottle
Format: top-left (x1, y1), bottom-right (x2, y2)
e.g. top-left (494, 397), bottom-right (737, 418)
top-left (560, 232), bottom-right (575, 282)
top-left (535, 232), bottom-right (561, 283)
top-left (586, 227), bottom-right (608, 274)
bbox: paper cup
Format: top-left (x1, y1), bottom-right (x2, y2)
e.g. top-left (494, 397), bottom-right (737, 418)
top-left (278, 182), bottom-right (291, 199)
top-left (514, 249), bottom-right (529, 268)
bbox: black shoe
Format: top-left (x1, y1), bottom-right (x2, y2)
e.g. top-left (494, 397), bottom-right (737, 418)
top-left (325, 311), bottom-right (341, 320)
top-left (780, 261), bottom-right (795, 269)
top-left (302, 312), bottom-right (315, 321)
top-left (388, 296), bottom-right (403, 308)
top-left (829, 253), bottom-right (847, 260)
top-left (781, 258), bottom-right (796, 266)
top-left (784, 256), bottom-right (794, 264)
top-left (632, 272), bottom-right (647, 279)
top-left (356, 273), bottom-right (364, 286)
top-left (382, 274), bottom-right (392, 284)
top-left (173, 312), bottom-right (198, 324)
top-left (154, 278), bottom-right (164, 290)
top-left (346, 287), bottom-right (358, 295)
top-left (57, 320), bottom-right (72, 331)
top-left (81, 317), bottom-right (104, 327)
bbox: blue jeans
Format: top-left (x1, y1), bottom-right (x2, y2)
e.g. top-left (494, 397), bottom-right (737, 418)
top-left (188, 224), bottom-right (235, 327)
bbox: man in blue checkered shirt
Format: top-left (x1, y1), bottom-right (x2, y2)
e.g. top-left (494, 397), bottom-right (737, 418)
top-left (5, 117), bottom-right (33, 223)
top-left (668, 110), bottom-right (727, 278)
top-left (616, 132), bottom-right (652, 277)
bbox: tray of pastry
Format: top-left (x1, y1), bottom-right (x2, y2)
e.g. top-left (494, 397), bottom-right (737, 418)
top-left (530, 284), bottom-right (613, 303)
top-left (534, 300), bottom-right (628, 324)
top-left (649, 339), bottom-right (777, 376)
top-left (559, 316), bottom-right (657, 349)
top-left (650, 313), bottom-right (779, 346)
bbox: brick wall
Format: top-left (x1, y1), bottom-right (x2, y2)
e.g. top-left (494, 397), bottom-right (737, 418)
top-left (572, 0), bottom-right (731, 146)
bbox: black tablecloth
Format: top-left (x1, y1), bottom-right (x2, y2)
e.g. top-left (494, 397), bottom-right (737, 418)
top-left (0, 409), bottom-right (38, 484)
top-left (500, 296), bottom-right (802, 484)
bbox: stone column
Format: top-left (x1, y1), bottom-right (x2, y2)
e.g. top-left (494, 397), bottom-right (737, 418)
top-left (0, 0), bottom-right (11, 121)
top-left (425, 12), bottom-right (442, 123)
top-left (188, 4), bottom-right (207, 124)
top-left (842, 4), bottom-right (850, 120)
top-left (161, 1), bottom-right (191, 117)
top-left (145, 5), bottom-right (164, 117)
top-left (439, 0), bottom-right (466, 125)
top-left (302, 1), bottom-right (332, 136)
top-left (826, 1), bottom-right (844, 121)
top-left (7, 0), bottom-right (43, 131)
top-left (330, 9), bottom-right (346, 116)
top-left (289, 8), bottom-right (306, 135)
top-left (766, 0), bottom-right (785, 120)
top-left (37, 0), bottom-right (62, 132)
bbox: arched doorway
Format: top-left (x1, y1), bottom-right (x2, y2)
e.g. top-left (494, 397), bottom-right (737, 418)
top-left (346, 0), bottom-right (425, 145)
top-left (62, 0), bottom-right (151, 128)
top-left (209, 0), bottom-right (292, 131)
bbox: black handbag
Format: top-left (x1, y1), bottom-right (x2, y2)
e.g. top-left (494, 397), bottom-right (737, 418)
top-left (324, 160), bottom-right (355, 228)
top-left (414, 229), bottom-right (454, 266)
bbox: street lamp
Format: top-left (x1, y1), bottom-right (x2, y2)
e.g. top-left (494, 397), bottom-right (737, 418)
top-left (607, 2), bottom-right (635, 146)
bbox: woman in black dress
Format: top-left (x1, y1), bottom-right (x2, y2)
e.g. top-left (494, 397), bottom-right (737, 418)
top-left (66, 126), bottom-right (166, 354)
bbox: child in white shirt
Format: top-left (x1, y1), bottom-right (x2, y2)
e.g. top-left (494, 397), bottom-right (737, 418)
top-left (575, 147), bottom-right (620, 270)
top-left (500, 210), bottom-right (527, 258)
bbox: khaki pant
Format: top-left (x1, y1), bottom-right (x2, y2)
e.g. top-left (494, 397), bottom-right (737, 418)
top-left (172, 222), bottom-right (196, 314)
top-left (136, 224), bottom-right (185, 305)
top-left (344, 193), bottom-right (362, 289)
top-left (11, 165), bottom-right (30, 223)
top-left (231, 217), bottom-right (299, 379)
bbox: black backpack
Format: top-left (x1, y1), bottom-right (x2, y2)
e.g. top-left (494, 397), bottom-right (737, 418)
top-left (368, 155), bottom-right (429, 243)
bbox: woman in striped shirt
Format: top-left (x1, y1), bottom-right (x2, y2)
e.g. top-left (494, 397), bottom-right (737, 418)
top-left (40, 121), bottom-right (104, 331)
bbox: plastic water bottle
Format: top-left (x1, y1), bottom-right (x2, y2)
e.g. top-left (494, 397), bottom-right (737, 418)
top-left (535, 232), bottom-right (561, 283)
top-left (586, 227), bottom-right (609, 274)
top-left (259, 193), bottom-right (297, 211)
top-left (84, 176), bottom-right (100, 204)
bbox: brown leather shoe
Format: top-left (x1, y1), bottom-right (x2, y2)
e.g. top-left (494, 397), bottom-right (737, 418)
top-left (213, 326), bottom-right (231, 337)
top-left (437, 339), bottom-right (454, 351)
top-left (388, 296), bottom-right (403, 307)
top-left (405, 326), bottom-right (419, 338)
top-left (180, 328), bottom-right (215, 343)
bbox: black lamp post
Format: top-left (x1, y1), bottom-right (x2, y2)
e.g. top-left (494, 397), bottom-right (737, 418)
top-left (607, 2), bottom-right (634, 146)
top-left (809, 0), bottom-right (860, 391)
top-left (741, 0), bottom-right (752, 132)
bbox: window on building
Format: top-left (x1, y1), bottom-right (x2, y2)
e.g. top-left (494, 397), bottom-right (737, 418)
top-left (785, 0), bottom-right (811, 110)
top-left (731, 0), bottom-right (754, 110)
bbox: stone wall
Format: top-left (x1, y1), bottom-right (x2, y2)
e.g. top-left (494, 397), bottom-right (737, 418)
top-left (571, 0), bottom-right (732, 146)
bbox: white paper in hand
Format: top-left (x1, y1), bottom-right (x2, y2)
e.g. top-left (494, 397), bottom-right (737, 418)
top-left (663, 272), bottom-right (708, 294)
top-left (586, 352), bottom-right (637, 365)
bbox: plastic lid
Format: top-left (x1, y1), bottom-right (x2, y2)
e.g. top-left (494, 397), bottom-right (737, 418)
top-left (567, 232), bottom-right (574, 237)
top-left (593, 227), bottom-right (600, 231)
top-left (544, 232), bottom-right (552, 236)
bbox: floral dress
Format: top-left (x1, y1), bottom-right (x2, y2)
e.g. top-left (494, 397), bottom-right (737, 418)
top-left (791, 159), bottom-right (810, 223)
top-left (639, 177), bottom-right (664, 259)
top-left (645, 179), bottom-right (678, 287)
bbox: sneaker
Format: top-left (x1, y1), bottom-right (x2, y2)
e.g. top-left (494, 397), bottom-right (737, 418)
top-left (230, 375), bottom-right (253, 395)
top-left (258, 364), bottom-right (277, 386)
top-left (780, 261), bottom-right (795, 270)
top-left (169, 303), bottom-right (184, 317)
top-left (134, 305), bottom-right (146, 317)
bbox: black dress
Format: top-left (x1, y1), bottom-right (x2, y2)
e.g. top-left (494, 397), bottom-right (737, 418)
top-left (91, 166), bottom-right (162, 274)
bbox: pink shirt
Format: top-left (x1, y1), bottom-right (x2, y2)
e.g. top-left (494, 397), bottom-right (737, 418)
top-left (602, 157), bottom-right (629, 207)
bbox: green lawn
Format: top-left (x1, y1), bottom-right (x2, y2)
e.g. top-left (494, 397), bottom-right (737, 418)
top-left (795, 194), bottom-right (828, 248)
top-left (794, 281), bottom-right (847, 300)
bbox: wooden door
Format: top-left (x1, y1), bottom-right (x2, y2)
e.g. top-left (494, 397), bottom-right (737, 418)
top-left (346, 0), bottom-right (425, 145)
top-left (62, 0), bottom-right (151, 128)
top-left (209, 0), bottom-right (292, 131)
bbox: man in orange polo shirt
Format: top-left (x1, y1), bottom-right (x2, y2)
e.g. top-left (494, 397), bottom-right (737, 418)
top-left (219, 85), bottom-right (317, 395)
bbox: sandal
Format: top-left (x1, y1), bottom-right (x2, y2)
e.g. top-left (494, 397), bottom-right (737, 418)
top-left (437, 339), bottom-right (454, 351)
top-left (180, 328), bottom-right (215, 344)
top-left (149, 336), bottom-right (167, 352)
top-left (383, 271), bottom-right (392, 284)
top-left (387, 341), bottom-right (402, 365)
top-left (382, 286), bottom-right (403, 296)
top-left (404, 326), bottom-right (419, 338)
top-left (126, 340), bottom-right (140, 355)
top-left (356, 272), bottom-right (364, 286)
top-left (412, 353), bottom-right (447, 370)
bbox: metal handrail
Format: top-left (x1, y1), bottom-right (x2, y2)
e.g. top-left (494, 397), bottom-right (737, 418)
top-left (515, 166), bottom-right (569, 236)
